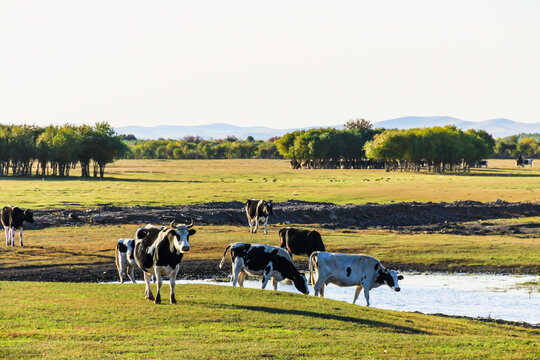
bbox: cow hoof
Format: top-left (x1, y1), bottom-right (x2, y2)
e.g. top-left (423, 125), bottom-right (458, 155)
top-left (170, 299), bottom-right (177, 304)
top-left (146, 293), bottom-right (154, 301)
top-left (155, 298), bottom-right (161, 304)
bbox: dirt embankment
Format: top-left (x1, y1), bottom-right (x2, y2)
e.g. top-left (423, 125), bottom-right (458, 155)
top-left (33, 199), bottom-right (540, 236)
top-left (2, 200), bottom-right (539, 283)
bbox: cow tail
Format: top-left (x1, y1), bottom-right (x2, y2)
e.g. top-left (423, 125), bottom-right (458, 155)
top-left (308, 252), bottom-right (318, 287)
top-left (115, 244), bottom-right (120, 270)
top-left (219, 244), bottom-right (233, 269)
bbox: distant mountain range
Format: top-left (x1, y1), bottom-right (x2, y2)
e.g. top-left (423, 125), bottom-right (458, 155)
top-left (115, 117), bottom-right (539, 140)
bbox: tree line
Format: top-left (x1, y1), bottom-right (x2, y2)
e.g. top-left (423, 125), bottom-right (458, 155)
top-left (124, 136), bottom-right (282, 160)
top-left (274, 120), bottom-right (497, 172)
top-left (493, 133), bottom-right (539, 158)
top-left (275, 121), bottom-right (383, 169)
top-left (0, 122), bottom-right (127, 178)
top-left (363, 126), bottom-right (495, 172)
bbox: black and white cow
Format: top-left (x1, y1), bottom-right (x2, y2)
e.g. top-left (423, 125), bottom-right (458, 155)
top-left (278, 227), bottom-right (325, 259)
top-left (134, 220), bottom-right (196, 304)
top-left (245, 199), bottom-right (273, 234)
top-left (309, 252), bottom-right (403, 306)
top-left (115, 238), bottom-right (137, 283)
top-left (1, 205), bottom-right (34, 246)
top-left (219, 242), bottom-right (309, 294)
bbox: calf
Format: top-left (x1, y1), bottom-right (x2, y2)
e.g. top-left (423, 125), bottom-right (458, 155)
top-left (134, 220), bottom-right (196, 304)
top-left (115, 238), bottom-right (137, 283)
top-left (279, 227), bottom-right (325, 258)
top-left (219, 242), bottom-right (309, 294)
top-left (2, 205), bottom-right (34, 246)
top-left (309, 251), bottom-right (403, 306)
top-left (245, 199), bottom-right (273, 234)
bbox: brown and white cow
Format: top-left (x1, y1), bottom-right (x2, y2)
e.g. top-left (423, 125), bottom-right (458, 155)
top-left (2, 205), bottom-right (34, 246)
top-left (115, 238), bottom-right (137, 283)
top-left (134, 220), bottom-right (195, 304)
top-left (309, 252), bottom-right (403, 306)
top-left (219, 242), bottom-right (309, 294)
top-left (245, 199), bottom-right (273, 234)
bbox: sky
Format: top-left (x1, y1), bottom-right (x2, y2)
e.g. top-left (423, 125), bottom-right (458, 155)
top-left (1, 1), bottom-right (539, 129)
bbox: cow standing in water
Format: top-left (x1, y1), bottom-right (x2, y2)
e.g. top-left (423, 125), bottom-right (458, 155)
top-left (134, 220), bottom-right (196, 304)
top-left (2, 205), bottom-right (34, 246)
top-left (244, 199), bottom-right (273, 234)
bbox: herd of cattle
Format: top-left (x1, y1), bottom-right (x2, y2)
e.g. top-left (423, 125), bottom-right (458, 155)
top-left (113, 198), bottom-right (403, 306)
top-left (1, 200), bottom-right (403, 306)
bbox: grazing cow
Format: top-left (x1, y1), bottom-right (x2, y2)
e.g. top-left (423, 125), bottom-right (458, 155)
top-left (278, 227), bottom-right (325, 258)
top-left (1, 205), bottom-right (34, 246)
top-left (219, 242), bottom-right (309, 294)
top-left (134, 220), bottom-right (196, 304)
top-left (115, 238), bottom-right (137, 283)
top-left (309, 252), bottom-right (403, 306)
top-left (245, 199), bottom-right (273, 234)
top-left (522, 159), bottom-right (533, 167)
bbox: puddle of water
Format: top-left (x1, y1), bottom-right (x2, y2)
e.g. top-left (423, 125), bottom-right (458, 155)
top-left (169, 273), bottom-right (539, 325)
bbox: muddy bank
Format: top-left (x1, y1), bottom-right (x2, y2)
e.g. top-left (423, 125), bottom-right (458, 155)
top-left (32, 199), bottom-right (540, 235)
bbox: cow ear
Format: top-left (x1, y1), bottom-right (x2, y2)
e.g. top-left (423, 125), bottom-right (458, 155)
top-left (398, 275), bottom-right (404, 280)
top-left (189, 229), bottom-right (196, 236)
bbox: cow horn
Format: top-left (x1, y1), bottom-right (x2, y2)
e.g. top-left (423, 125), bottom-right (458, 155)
top-left (170, 220), bottom-right (177, 228)
top-left (186, 218), bottom-right (194, 228)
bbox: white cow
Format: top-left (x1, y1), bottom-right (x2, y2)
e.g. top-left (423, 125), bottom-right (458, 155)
top-left (115, 238), bottom-right (137, 283)
top-left (309, 251), bottom-right (403, 306)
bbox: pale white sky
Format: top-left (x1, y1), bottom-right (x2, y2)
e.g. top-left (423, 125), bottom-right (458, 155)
top-left (1, 1), bottom-right (539, 128)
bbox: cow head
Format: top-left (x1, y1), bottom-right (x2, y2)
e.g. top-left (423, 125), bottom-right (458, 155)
top-left (266, 200), bottom-right (273, 216)
top-left (376, 268), bottom-right (403, 292)
top-left (23, 209), bottom-right (35, 224)
top-left (292, 273), bottom-right (309, 295)
top-left (169, 219), bottom-right (196, 253)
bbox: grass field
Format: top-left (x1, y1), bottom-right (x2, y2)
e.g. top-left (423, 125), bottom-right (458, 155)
top-left (0, 159), bottom-right (538, 209)
top-left (1, 224), bottom-right (538, 274)
top-left (0, 282), bottom-right (538, 359)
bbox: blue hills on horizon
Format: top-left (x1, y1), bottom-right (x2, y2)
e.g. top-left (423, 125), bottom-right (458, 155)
top-left (115, 116), bottom-right (539, 140)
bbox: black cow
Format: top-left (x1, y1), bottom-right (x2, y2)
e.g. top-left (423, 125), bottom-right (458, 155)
top-left (2, 205), bottom-right (34, 246)
top-left (219, 242), bottom-right (309, 294)
top-left (278, 227), bottom-right (325, 258)
top-left (134, 220), bottom-right (196, 304)
top-left (245, 199), bottom-right (273, 234)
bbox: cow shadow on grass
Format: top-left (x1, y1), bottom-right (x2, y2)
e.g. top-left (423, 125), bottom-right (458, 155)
top-left (221, 304), bottom-right (430, 335)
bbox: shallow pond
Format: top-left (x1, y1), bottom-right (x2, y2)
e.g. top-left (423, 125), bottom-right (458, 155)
top-left (171, 273), bottom-right (539, 325)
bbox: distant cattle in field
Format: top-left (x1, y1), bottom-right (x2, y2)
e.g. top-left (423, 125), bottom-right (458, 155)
top-left (245, 199), bottom-right (273, 234)
top-left (2, 205), bottom-right (34, 246)
top-left (474, 160), bottom-right (488, 168)
top-left (278, 227), bottom-right (325, 258)
top-left (309, 252), bottom-right (403, 306)
top-left (115, 238), bottom-right (137, 283)
top-left (219, 242), bottom-right (309, 294)
top-left (134, 220), bottom-right (196, 304)
top-left (517, 157), bottom-right (533, 167)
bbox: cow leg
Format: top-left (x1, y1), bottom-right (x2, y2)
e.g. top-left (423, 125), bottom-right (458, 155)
top-left (4, 228), bottom-right (10, 246)
top-left (263, 217), bottom-right (268, 234)
top-left (232, 259), bottom-right (243, 287)
top-left (248, 218), bottom-right (254, 233)
top-left (253, 217), bottom-right (259, 233)
top-left (154, 270), bottom-right (163, 304)
top-left (237, 271), bottom-right (246, 287)
top-left (18, 229), bottom-right (23, 247)
top-left (353, 285), bottom-right (363, 305)
top-left (261, 265), bottom-right (273, 289)
top-left (272, 277), bottom-right (278, 291)
top-left (314, 278), bottom-right (326, 298)
top-left (127, 265), bottom-right (136, 284)
top-left (144, 272), bottom-right (154, 301)
top-left (10, 229), bottom-right (15, 247)
top-left (117, 262), bottom-right (125, 283)
top-left (169, 278), bottom-right (177, 304)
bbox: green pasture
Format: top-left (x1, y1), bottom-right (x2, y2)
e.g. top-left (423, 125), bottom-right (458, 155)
top-left (1, 224), bottom-right (538, 274)
top-left (0, 159), bottom-right (538, 209)
top-left (0, 282), bottom-right (537, 359)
